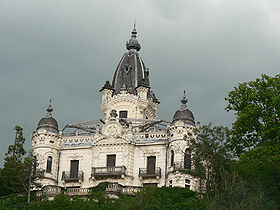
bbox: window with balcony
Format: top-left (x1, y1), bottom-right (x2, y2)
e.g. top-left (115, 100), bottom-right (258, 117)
top-left (61, 160), bottom-right (84, 182)
top-left (91, 154), bottom-right (126, 179)
top-left (184, 149), bottom-right (191, 169)
top-left (139, 156), bottom-right (161, 178)
top-left (46, 156), bottom-right (52, 173)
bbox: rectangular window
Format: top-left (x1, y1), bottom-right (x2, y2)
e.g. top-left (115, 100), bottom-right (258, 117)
top-left (107, 154), bottom-right (116, 167)
top-left (169, 180), bottom-right (172, 187)
top-left (185, 179), bottom-right (190, 189)
top-left (70, 160), bottom-right (79, 179)
top-left (119, 111), bottom-right (128, 118)
top-left (147, 156), bottom-right (156, 175)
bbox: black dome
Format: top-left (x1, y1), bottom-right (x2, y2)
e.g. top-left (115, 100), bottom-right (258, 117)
top-left (36, 101), bottom-right (59, 133)
top-left (173, 109), bottom-right (195, 125)
top-left (112, 50), bottom-right (147, 95)
top-left (37, 117), bottom-right (59, 132)
top-left (111, 27), bottom-right (158, 103)
top-left (172, 91), bottom-right (195, 125)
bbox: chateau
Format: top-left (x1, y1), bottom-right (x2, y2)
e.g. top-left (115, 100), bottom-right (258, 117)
top-left (32, 27), bottom-right (201, 197)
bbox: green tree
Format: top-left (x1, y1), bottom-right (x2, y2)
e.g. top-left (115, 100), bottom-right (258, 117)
top-left (1, 126), bottom-right (27, 195)
top-left (226, 74), bottom-right (280, 208)
top-left (0, 126), bottom-right (38, 203)
top-left (189, 124), bottom-right (266, 209)
top-left (225, 74), bottom-right (280, 156)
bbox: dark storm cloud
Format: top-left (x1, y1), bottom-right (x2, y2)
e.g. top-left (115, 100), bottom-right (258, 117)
top-left (1, 0), bottom-right (280, 165)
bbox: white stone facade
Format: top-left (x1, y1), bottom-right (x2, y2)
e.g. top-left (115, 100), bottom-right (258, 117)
top-left (32, 28), bottom-right (201, 195)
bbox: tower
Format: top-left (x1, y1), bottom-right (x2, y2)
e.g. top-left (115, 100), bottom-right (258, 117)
top-left (100, 27), bottom-right (159, 122)
top-left (32, 101), bottom-right (60, 187)
top-left (167, 91), bottom-right (199, 190)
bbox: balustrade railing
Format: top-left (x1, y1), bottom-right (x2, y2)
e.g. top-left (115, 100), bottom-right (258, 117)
top-left (61, 171), bottom-right (84, 182)
top-left (172, 161), bottom-right (191, 170)
top-left (106, 183), bottom-right (141, 195)
top-left (33, 169), bottom-right (45, 178)
top-left (66, 188), bottom-right (91, 196)
top-left (139, 167), bottom-right (161, 178)
top-left (91, 166), bottom-right (126, 178)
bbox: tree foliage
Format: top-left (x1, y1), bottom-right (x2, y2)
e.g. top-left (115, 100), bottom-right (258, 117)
top-left (225, 74), bottom-right (280, 208)
top-left (188, 124), bottom-right (268, 209)
top-left (1, 126), bottom-right (28, 195)
top-left (225, 74), bottom-right (280, 156)
top-left (0, 186), bottom-right (203, 210)
top-left (0, 126), bottom-right (37, 200)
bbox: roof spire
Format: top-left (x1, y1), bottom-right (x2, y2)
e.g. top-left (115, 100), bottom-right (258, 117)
top-left (46, 99), bottom-right (53, 117)
top-left (126, 24), bottom-right (141, 51)
top-left (180, 90), bottom-right (188, 109)
top-left (131, 22), bottom-right (137, 37)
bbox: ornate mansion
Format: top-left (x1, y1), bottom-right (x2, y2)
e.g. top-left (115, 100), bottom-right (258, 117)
top-left (32, 27), bottom-right (201, 197)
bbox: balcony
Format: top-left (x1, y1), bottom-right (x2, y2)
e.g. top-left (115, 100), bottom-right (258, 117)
top-left (139, 167), bottom-right (161, 179)
top-left (91, 166), bottom-right (126, 179)
top-left (168, 161), bottom-right (192, 174)
top-left (61, 171), bottom-right (84, 182)
top-left (33, 169), bottom-right (45, 178)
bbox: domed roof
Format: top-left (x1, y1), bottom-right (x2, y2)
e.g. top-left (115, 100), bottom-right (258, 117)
top-left (173, 91), bottom-right (195, 125)
top-left (112, 27), bottom-right (151, 96)
top-left (112, 50), bottom-right (147, 95)
top-left (37, 101), bottom-right (59, 133)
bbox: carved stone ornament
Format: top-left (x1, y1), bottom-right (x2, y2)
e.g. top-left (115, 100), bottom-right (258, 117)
top-left (102, 121), bottom-right (122, 138)
top-left (122, 64), bottom-right (132, 75)
top-left (110, 110), bottom-right (118, 118)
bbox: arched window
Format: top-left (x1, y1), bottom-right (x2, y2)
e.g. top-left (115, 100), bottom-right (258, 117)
top-left (184, 149), bottom-right (191, 169)
top-left (170, 150), bottom-right (174, 166)
top-left (46, 156), bottom-right (52, 173)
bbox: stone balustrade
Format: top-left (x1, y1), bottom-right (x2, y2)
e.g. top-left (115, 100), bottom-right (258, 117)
top-left (61, 171), bottom-right (84, 182)
top-left (91, 166), bottom-right (126, 179)
top-left (139, 167), bottom-right (161, 178)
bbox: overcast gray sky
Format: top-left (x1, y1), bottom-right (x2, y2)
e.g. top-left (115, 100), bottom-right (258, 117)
top-left (1, 0), bottom-right (280, 166)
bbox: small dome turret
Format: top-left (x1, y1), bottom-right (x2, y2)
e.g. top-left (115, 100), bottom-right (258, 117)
top-left (173, 91), bottom-right (195, 125)
top-left (37, 100), bottom-right (59, 133)
top-left (126, 25), bottom-right (141, 51)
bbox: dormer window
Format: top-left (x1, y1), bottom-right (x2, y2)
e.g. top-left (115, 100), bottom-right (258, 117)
top-left (119, 111), bottom-right (128, 119)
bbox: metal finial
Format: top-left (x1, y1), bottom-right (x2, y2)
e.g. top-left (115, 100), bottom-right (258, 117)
top-left (180, 90), bottom-right (188, 109)
top-left (131, 22), bottom-right (137, 36)
top-left (46, 99), bottom-right (53, 117)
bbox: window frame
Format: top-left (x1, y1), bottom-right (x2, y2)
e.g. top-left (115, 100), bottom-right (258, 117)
top-left (46, 156), bottom-right (53, 173)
